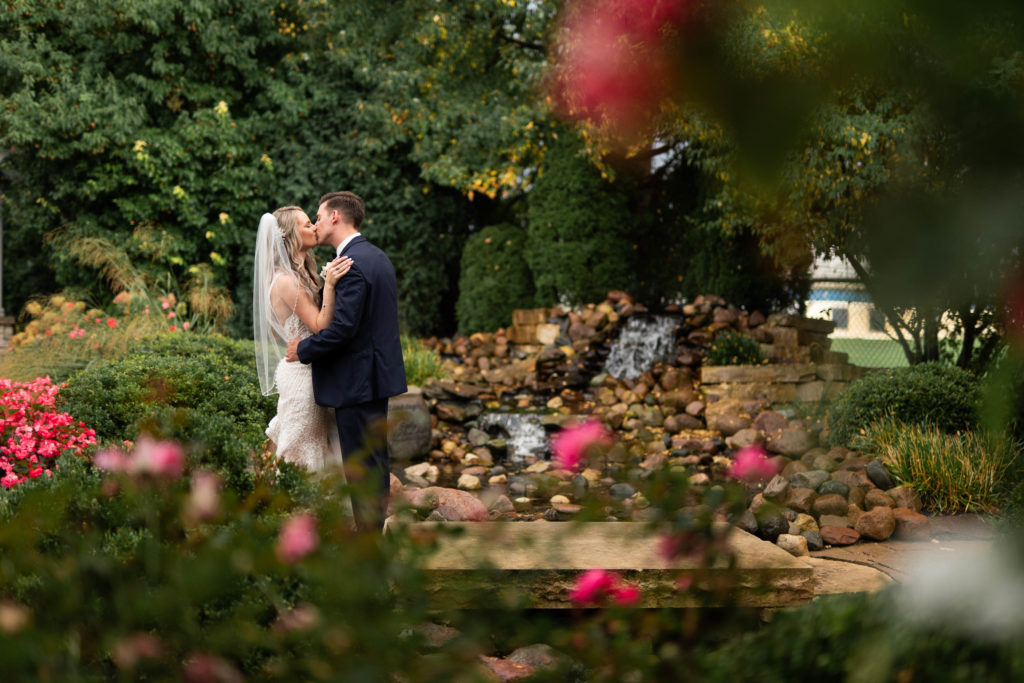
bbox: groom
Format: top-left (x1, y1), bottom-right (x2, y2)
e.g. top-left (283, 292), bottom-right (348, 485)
top-left (285, 191), bottom-right (407, 531)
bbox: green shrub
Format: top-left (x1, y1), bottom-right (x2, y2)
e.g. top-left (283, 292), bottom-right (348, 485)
top-left (401, 335), bottom-right (448, 387)
top-left (526, 133), bottom-right (633, 306)
top-left (455, 224), bottom-right (535, 333)
top-left (702, 590), bottom-right (1024, 682)
top-left (704, 330), bottom-right (767, 366)
top-left (856, 416), bottom-right (1021, 513)
top-left (826, 362), bottom-right (979, 446)
top-left (60, 333), bottom-right (274, 492)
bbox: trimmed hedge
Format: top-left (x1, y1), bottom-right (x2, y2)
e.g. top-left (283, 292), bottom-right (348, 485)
top-left (526, 133), bottom-right (633, 306)
top-left (455, 224), bottom-right (536, 333)
top-left (826, 362), bottom-right (979, 446)
top-left (61, 333), bottom-right (275, 492)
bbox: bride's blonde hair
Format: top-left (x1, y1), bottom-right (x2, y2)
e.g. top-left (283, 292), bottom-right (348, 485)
top-left (273, 205), bottom-right (322, 301)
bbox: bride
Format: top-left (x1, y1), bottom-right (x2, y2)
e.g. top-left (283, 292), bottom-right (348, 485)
top-left (253, 206), bottom-right (351, 471)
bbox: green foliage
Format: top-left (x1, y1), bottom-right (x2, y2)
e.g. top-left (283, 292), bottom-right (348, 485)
top-left (856, 416), bottom-right (1021, 513)
top-left (59, 333), bottom-right (273, 492)
top-left (704, 330), bottom-right (767, 366)
top-left (455, 224), bottom-right (535, 333)
top-left (0, 454), bottom-right (445, 681)
top-left (401, 335), bottom-right (448, 388)
top-left (702, 590), bottom-right (1024, 682)
top-left (526, 133), bottom-right (633, 306)
top-left (826, 363), bottom-right (980, 446)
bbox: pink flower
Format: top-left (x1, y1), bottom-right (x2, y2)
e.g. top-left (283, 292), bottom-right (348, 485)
top-left (550, 0), bottom-right (688, 138)
top-left (183, 321), bottom-right (191, 330)
top-left (276, 513), bottom-right (319, 564)
top-left (93, 448), bottom-right (128, 472)
top-left (167, 311), bottom-right (176, 319)
top-left (551, 420), bottom-right (612, 471)
top-left (727, 445), bottom-right (779, 482)
top-left (611, 584), bottom-right (640, 606)
top-left (161, 301), bottom-right (170, 310)
top-left (183, 653), bottom-right (242, 683)
top-left (107, 318), bottom-right (117, 329)
top-left (185, 470), bottom-right (222, 522)
top-left (130, 436), bottom-right (185, 478)
top-left (569, 568), bottom-right (641, 606)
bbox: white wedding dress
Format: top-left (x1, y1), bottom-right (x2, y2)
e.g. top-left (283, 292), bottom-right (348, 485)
top-left (265, 298), bottom-right (344, 473)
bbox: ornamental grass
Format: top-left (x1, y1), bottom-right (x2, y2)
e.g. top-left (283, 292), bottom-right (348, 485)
top-left (856, 415), bottom-right (1022, 514)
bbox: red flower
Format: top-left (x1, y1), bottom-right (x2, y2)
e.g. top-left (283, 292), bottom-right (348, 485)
top-left (107, 318), bottom-right (117, 329)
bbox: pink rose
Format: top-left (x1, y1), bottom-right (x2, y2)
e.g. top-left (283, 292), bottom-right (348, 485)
top-left (276, 513), bottom-right (319, 564)
top-left (569, 568), bottom-right (641, 606)
top-left (185, 470), bottom-right (222, 522)
top-left (727, 445), bottom-right (779, 482)
top-left (551, 420), bottom-right (612, 472)
top-left (94, 448), bottom-right (128, 472)
top-left (130, 436), bottom-right (185, 478)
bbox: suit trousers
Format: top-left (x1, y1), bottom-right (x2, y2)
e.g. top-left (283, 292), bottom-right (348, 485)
top-left (335, 398), bottom-right (390, 531)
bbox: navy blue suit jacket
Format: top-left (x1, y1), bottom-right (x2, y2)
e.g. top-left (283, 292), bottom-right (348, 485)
top-left (296, 235), bottom-right (407, 408)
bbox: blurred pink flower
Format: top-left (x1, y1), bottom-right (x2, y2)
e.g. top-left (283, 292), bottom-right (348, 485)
top-left (551, 420), bottom-right (612, 471)
top-left (94, 448), bottom-right (128, 472)
top-left (106, 318), bottom-right (117, 329)
top-left (276, 513), bottom-right (319, 564)
top-left (183, 321), bottom-right (191, 330)
top-left (161, 301), bottom-right (170, 310)
top-left (131, 436), bottom-right (185, 478)
top-left (183, 653), bottom-right (243, 683)
top-left (727, 445), bottom-right (779, 482)
top-left (112, 633), bottom-right (163, 671)
top-left (611, 584), bottom-right (640, 606)
top-left (569, 568), bottom-right (641, 606)
top-left (551, 0), bottom-right (688, 137)
top-left (185, 470), bottom-right (222, 522)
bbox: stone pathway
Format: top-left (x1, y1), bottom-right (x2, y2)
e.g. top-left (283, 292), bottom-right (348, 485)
top-left (809, 513), bottom-right (996, 583)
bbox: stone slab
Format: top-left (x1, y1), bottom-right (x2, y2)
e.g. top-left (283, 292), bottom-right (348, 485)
top-left (406, 522), bottom-right (815, 608)
top-left (812, 539), bottom-right (993, 582)
top-left (702, 382), bottom-right (799, 403)
top-left (804, 557), bottom-right (893, 595)
top-left (700, 364), bottom-right (817, 384)
top-left (766, 313), bottom-right (837, 335)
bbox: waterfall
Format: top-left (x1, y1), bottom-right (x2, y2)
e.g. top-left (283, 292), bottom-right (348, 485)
top-left (603, 315), bottom-right (679, 380)
top-left (477, 413), bottom-right (550, 462)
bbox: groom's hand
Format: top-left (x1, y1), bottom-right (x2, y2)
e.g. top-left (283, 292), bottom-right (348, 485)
top-left (285, 338), bottom-right (300, 362)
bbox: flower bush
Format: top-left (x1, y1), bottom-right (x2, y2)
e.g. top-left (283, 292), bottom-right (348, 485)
top-left (0, 376), bottom-right (96, 488)
top-left (1, 292), bottom-right (196, 382)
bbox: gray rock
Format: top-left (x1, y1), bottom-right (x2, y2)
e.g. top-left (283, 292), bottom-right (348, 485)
top-left (609, 483), bottom-right (636, 501)
top-left (507, 644), bottom-right (571, 670)
top-left (802, 531), bottom-right (825, 551)
top-left (767, 427), bottom-right (817, 457)
top-left (736, 509), bottom-right (759, 534)
top-left (791, 470), bottom-right (829, 491)
top-left (752, 410), bottom-right (788, 434)
top-left (763, 475), bottom-right (792, 504)
top-left (387, 391), bottom-right (433, 461)
top-left (757, 511), bottom-right (789, 543)
top-left (866, 460), bottom-right (895, 490)
top-left (725, 428), bottom-right (764, 449)
top-left (818, 479), bottom-right (850, 498)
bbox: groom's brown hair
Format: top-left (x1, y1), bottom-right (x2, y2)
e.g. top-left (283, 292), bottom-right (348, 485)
top-left (320, 191), bottom-right (364, 229)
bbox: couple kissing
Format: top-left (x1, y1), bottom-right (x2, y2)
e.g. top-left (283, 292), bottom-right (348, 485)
top-left (253, 191), bottom-right (407, 531)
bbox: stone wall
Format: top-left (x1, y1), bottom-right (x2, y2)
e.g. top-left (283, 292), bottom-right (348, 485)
top-left (701, 313), bottom-right (865, 404)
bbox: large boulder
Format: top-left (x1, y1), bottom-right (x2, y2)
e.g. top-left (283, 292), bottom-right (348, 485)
top-left (388, 390), bottom-right (433, 461)
top-left (407, 487), bottom-right (490, 522)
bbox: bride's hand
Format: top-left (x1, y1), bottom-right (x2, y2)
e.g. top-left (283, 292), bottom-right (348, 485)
top-left (323, 256), bottom-right (352, 286)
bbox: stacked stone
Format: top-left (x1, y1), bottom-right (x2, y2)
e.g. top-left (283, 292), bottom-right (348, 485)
top-left (723, 409), bottom-right (932, 556)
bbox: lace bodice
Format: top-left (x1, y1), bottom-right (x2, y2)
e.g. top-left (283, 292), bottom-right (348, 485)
top-left (282, 312), bottom-right (314, 341)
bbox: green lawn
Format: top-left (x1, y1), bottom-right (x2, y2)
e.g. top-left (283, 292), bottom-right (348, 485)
top-left (831, 337), bottom-right (909, 368)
